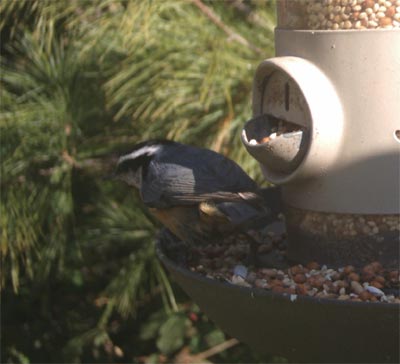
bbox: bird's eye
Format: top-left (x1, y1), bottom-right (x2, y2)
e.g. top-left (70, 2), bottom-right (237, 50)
top-left (118, 154), bottom-right (152, 174)
top-left (118, 160), bottom-right (138, 173)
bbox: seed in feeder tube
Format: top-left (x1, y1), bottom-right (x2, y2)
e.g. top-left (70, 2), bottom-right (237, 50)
top-left (363, 0), bottom-right (374, 8)
top-left (259, 136), bottom-right (270, 144)
top-left (269, 133), bottom-right (277, 140)
top-left (344, 19), bottom-right (353, 27)
top-left (379, 16), bottom-right (392, 25)
top-left (386, 6), bottom-right (395, 17)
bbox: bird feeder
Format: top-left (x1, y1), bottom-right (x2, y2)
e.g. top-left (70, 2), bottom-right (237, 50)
top-left (157, 1), bottom-right (400, 362)
top-left (241, 0), bottom-right (400, 268)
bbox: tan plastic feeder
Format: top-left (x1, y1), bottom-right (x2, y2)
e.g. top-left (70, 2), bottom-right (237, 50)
top-left (242, 0), bottom-right (400, 268)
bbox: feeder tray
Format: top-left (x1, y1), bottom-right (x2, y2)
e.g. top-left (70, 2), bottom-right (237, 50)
top-left (156, 188), bottom-right (400, 363)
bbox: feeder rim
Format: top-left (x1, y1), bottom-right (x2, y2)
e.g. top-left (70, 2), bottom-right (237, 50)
top-left (156, 237), bottom-right (399, 309)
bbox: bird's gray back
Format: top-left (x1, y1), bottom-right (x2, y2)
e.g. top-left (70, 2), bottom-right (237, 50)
top-left (140, 143), bottom-right (258, 207)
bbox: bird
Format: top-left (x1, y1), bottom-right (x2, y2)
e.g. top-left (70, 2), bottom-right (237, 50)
top-left (112, 139), bottom-right (272, 265)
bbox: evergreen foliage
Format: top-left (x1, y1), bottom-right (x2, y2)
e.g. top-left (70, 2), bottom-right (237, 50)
top-left (1, 1), bottom-right (277, 362)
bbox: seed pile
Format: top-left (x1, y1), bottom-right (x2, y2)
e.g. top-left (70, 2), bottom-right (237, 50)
top-left (186, 228), bottom-right (400, 304)
top-left (283, 0), bottom-right (400, 30)
top-left (249, 120), bottom-right (303, 145)
top-left (286, 206), bottom-right (400, 239)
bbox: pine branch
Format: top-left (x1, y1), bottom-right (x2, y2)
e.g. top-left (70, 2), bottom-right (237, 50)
top-left (228, 0), bottom-right (269, 28)
top-left (190, 0), bottom-right (263, 55)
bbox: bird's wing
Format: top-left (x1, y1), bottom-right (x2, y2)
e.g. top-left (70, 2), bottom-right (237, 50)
top-left (201, 200), bottom-right (268, 226)
top-left (140, 145), bottom-right (258, 208)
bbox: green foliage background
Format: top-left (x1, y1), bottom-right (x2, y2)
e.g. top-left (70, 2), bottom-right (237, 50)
top-left (1, 1), bottom-right (278, 362)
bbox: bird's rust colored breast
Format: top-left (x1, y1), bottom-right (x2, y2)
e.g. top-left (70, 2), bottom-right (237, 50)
top-left (148, 206), bottom-right (201, 241)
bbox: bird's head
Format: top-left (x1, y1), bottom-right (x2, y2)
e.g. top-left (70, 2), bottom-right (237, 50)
top-left (113, 139), bottom-right (174, 188)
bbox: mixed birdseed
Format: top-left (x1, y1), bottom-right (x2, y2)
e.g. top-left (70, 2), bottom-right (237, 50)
top-left (248, 120), bottom-right (303, 145)
top-left (185, 225), bottom-right (400, 304)
top-left (278, 0), bottom-right (400, 30)
top-left (286, 206), bottom-right (400, 239)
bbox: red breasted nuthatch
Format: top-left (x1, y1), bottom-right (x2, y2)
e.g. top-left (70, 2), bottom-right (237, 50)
top-left (113, 140), bottom-right (271, 262)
